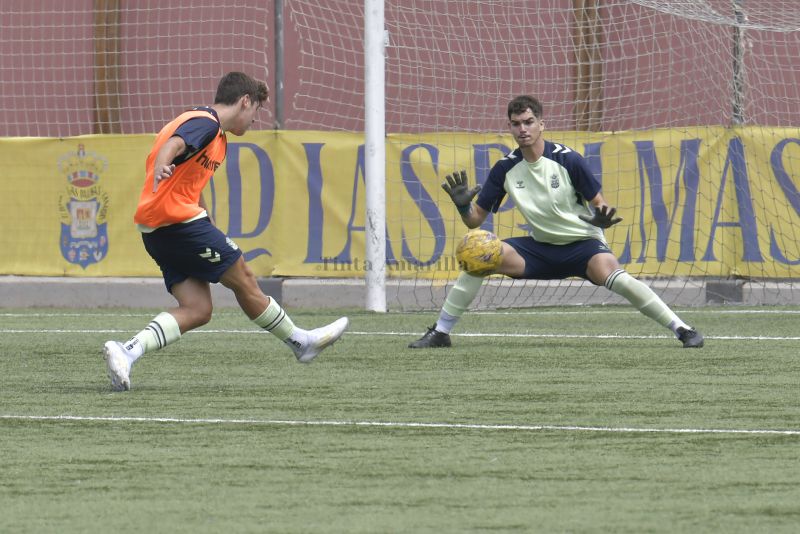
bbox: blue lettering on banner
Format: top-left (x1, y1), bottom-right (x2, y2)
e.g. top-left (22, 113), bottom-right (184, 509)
top-left (323, 144), bottom-right (366, 265)
top-left (581, 141), bottom-right (604, 186)
top-left (212, 133), bottom-right (800, 273)
top-left (676, 139), bottom-right (701, 262)
top-left (702, 137), bottom-right (762, 262)
top-left (401, 143), bottom-right (445, 266)
top-left (224, 143), bottom-right (274, 260)
top-left (624, 139), bottom-right (703, 264)
top-left (329, 144), bottom-right (366, 265)
top-left (303, 143), bottom-right (400, 266)
top-left (769, 138), bottom-right (800, 264)
top-left (472, 143), bottom-right (513, 232)
top-left (304, 142), bottom-right (326, 263)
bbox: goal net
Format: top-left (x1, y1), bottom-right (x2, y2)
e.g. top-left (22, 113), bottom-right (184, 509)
top-left (0, 1), bottom-right (273, 137)
top-left (289, 0), bottom-right (800, 310)
top-left (2, 1), bottom-right (799, 311)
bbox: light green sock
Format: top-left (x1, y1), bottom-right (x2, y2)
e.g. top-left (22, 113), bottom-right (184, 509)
top-left (124, 311), bottom-right (181, 362)
top-left (253, 298), bottom-right (297, 341)
top-left (437, 272), bottom-right (484, 333)
top-left (605, 269), bottom-right (687, 333)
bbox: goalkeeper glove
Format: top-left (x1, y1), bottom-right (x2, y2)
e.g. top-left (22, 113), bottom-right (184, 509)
top-left (579, 205), bottom-right (623, 229)
top-left (442, 170), bottom-right (481, 215)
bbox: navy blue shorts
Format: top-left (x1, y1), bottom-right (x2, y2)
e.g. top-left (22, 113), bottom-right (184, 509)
top-left (141, 217), bottom-right (242, 293)
top-left (504, 236), bottom-right (612, 281)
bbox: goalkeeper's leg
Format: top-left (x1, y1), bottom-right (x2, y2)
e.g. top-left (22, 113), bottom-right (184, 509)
top-left (439, 240), bottom-right (527, 333)
top-left (408, 241), bottom-right (525, 348)
top-left (439, 272), bottom-right (485, 332)
top-left (407, 272), bottom-right (483, 348)
top-left (590, 253), bottom-right (704, 348)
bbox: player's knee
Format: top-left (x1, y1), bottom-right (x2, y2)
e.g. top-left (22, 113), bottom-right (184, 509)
top-left (495, 242), bottom-right (526, 277)
top-left (587, 253), bottom-right (620, 285)
top-left (186, 302), bottom-right (213, 329)
top-left (221, 258), bottom-right (258, 293)
top-left (197, 306), bottom-right (213, 327)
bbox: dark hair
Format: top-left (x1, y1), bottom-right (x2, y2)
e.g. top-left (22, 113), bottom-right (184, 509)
top-left (507, 95), bottom-right (543, 119)
top-left (214, 72), bottom-right (268, 106)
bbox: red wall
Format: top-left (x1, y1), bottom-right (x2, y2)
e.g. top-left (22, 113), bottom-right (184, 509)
top-left (1, 1), bottom-right (797, 137)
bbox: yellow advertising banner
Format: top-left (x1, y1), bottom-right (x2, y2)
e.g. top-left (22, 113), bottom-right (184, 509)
top-left (0, 128), bottom-right (798, 279)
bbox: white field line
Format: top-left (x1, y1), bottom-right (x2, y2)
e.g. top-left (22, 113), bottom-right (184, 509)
top-left (2, 413), bottom-right (800, 436)
top-left (0, 328), bottom-right (797, 341)
top-left (3, 309), bottom-right (800, 318)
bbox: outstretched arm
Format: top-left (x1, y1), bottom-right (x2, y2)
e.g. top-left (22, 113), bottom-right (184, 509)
top-left (441, 170), bottom-right (488, 228)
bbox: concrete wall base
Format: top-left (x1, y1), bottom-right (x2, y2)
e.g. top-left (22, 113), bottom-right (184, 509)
top-left (1, 276), bottom-right (797, 310)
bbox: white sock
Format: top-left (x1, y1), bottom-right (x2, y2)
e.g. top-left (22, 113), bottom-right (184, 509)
top-left (252, 298), bottom-right (310, 352)
top-left (435, 311), bottom-right (459, 334)
top-left (253, 298), bottom-right (297, 339)
top-left (124, 312), bottom-right (181, 364)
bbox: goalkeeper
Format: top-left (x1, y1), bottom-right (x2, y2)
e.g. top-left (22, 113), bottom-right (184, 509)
top-left (102, 72), bottom-right (348, 391)
top-left (409, 95), bottom-right (703, 349)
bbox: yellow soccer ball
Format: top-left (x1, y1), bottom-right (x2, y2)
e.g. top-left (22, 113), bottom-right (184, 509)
top-left (455, 229), bottom-right (503, 275)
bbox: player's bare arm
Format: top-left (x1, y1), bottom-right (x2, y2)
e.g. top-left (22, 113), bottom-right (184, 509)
top-left (152, 136), bottom-right (187, 192)
top-left (462, 203), bottom-right (489, 229)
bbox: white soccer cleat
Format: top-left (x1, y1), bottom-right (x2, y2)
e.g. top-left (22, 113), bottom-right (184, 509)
top-left (292, 317), bottom-right (349, 363)
top-left (103, 341), bottom-right (132, 391)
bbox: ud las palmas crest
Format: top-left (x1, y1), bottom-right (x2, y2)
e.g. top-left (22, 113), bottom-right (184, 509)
top-left (58, 144), bottom-right (110, 268)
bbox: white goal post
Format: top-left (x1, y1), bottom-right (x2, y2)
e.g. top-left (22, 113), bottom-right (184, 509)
top-left (365, 0), bottom-right (387, 312)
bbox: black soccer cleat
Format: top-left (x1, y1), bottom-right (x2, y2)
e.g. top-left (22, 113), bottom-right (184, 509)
top-left (677, 327), bottom-right (704, 348)
top-left (408, 325), bottom-right (452, 348)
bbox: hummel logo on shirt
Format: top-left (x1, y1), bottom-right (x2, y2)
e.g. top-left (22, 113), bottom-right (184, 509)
top-left (196, 149), bottom-right (222, 171)
top-left (552, 143), bottom-right (572, 154)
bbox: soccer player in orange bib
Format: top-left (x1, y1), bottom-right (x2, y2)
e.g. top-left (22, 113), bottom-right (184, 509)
top-left (103, 72), bottom-right (348, 391)
top-left (409, 95), bottom-right (703, 350)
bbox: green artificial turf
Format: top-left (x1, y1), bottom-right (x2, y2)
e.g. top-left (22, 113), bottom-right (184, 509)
top-left (2, 307), bottom-right (799, 533)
